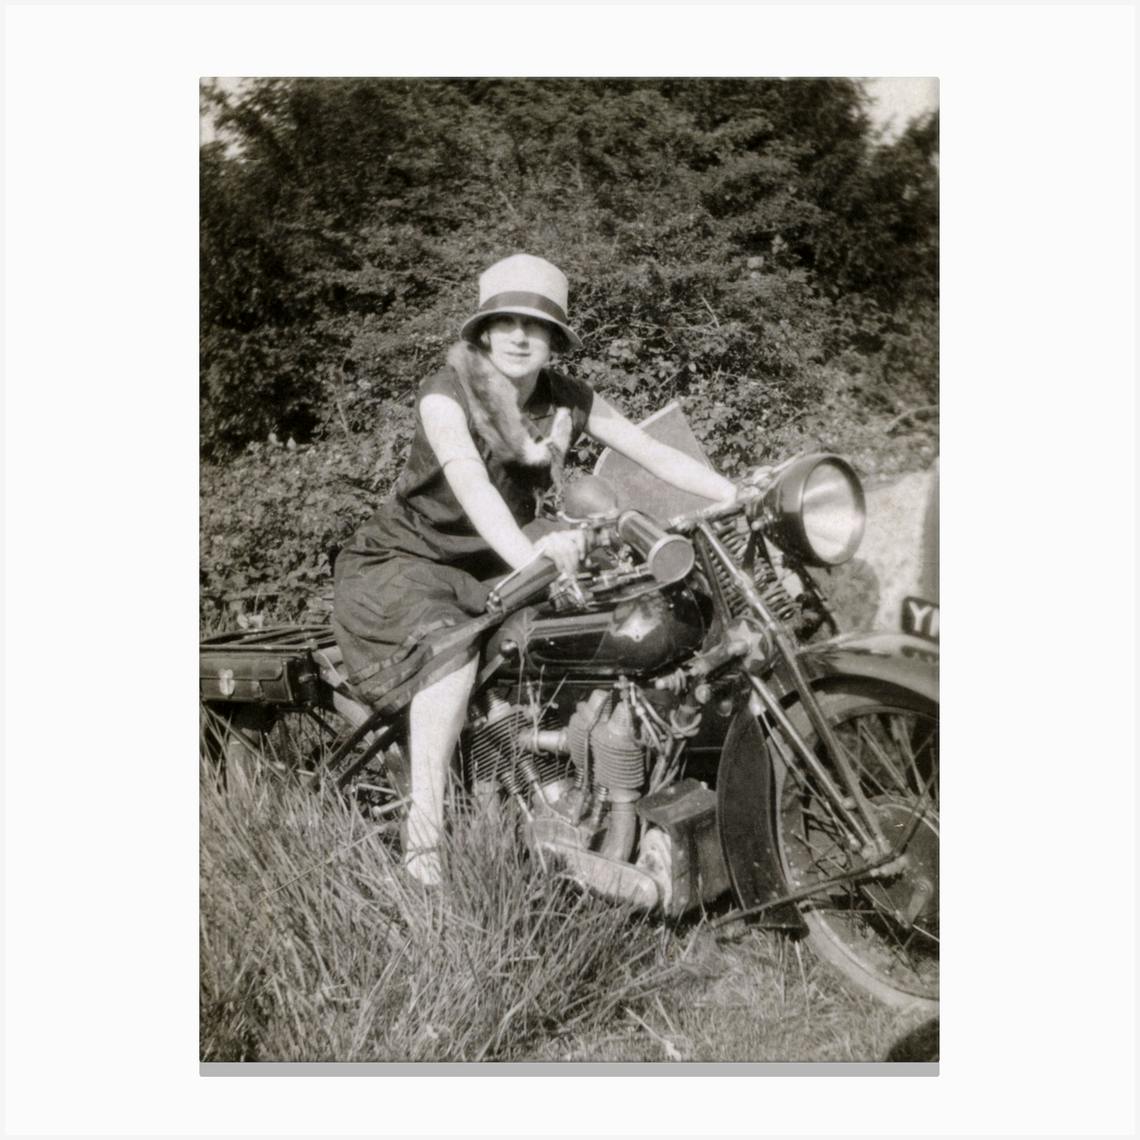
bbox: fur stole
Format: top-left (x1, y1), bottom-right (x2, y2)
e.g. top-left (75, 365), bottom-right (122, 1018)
top-left (446, 341), bottom-right (573, 469)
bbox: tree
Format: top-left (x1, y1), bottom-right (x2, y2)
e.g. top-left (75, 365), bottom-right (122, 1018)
top-left (199, 78), bottom-right (938, 456)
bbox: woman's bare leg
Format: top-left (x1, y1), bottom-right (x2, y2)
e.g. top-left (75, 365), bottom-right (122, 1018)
top-left (403, 656), bottom-right (479, 885)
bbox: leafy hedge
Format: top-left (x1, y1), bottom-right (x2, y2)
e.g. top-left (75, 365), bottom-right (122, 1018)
top-left (200, 405), bottom-right (413, 624)
top-left (199, 78), bottom-right (938, 622)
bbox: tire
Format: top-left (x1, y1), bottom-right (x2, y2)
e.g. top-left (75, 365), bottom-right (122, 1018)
top-left (199, 699), bottom-right (409, 821)
top-left (772, 682), bottom-right (939, 1010)
top-left (199, 702), bottom-right (276, 792)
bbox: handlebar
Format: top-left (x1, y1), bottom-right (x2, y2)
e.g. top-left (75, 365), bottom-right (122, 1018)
top-left (484, 554), bottom-right (562, 615)
top-left (485, 509), bottom-right (698, 615)
top-left (665, 461), bottom-right (794, 532)
top-left (485, 465), bottom-right (782, 615)
top-left (666, 487), bottom-right (760, 533)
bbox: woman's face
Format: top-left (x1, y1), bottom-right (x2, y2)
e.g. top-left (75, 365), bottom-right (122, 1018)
top-left (483, 315), bottom-right (554, 383)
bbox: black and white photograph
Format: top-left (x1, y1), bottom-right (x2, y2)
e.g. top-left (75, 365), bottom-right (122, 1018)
top-left (198, 75), bottom-right (942, 1066)
top-left (4, 3), bottom-right (1135, 1136)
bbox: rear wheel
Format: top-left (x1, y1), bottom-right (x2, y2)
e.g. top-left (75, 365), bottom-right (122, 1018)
top-left (199, 700), bottom-right (409, 823)
top-left (773, 684), bottom-right (939, 1009)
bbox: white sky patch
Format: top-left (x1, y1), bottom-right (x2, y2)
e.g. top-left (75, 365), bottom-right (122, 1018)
top-left (199, 76), bottom-right (244, 146)
top-left (863, 76), bottom-right (939, 139)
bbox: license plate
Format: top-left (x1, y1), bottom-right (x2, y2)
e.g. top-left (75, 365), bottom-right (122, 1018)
top-left (901, 596), bottom-right (940, 642)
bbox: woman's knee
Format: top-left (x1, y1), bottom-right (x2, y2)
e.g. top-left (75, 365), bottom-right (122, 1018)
top-left (412, 654), bottom-right (478, 715)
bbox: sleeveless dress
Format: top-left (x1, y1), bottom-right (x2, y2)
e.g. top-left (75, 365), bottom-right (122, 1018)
top-left (332, 364), bottom-right (594, 712)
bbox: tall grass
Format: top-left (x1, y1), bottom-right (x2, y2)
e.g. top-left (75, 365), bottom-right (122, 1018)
top-left (200, 760), bottom-right (682, 1062)
top-left (201, 749), bottom-right (936, 1063)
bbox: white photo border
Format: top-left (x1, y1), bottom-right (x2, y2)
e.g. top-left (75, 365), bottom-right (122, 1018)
top-left (3, 3), bottom-right (1135, 1136)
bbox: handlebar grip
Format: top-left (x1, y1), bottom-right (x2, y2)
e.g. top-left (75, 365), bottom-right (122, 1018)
top-left (485, 556), bottom-right (560, 614)
top-left (617, 510), bottom-right (695, 585)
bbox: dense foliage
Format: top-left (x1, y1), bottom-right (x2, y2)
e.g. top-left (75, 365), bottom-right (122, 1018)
top-left (200, 78), bottom-right (937, 619)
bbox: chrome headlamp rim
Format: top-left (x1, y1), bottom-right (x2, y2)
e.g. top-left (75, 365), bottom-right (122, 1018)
top-left (761, 454), bottom-right (866, 566)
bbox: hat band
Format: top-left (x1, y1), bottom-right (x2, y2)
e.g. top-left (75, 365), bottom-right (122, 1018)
top-left (477, 291), bottom-right (568, 326)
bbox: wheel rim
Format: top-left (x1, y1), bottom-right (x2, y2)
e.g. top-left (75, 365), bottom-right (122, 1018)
top-left (200, 702), bottom-right (407, 821)
top-left (777, 694), bottom-right (939, 1002)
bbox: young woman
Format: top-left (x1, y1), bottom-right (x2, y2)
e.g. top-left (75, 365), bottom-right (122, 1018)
top-left (333, 254), bottom-right (736, 885)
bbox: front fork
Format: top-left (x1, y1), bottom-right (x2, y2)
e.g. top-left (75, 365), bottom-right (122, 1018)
top-left (695, 522), bottom-right (895, 862)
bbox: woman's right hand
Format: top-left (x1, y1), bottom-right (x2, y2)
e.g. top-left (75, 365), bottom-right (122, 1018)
top-left (533, 529), bottom-right (586, 577)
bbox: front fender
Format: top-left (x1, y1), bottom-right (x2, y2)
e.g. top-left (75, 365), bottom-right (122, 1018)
top-left (797, 630), bottom-right (939, 705)
top-left (715, 710), bottom-right (807, 932)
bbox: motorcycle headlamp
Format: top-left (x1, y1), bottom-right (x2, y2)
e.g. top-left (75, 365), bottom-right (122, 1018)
top-left (761, 454), bottom-right (865, 566)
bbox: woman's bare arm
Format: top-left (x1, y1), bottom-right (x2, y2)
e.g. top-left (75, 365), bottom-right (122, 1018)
top-left (585, 393), bottom-right (736, 501)
top-left (420, 392), bottom-right (581, 574)
top-left (420, 393), bottom-right (536, 569)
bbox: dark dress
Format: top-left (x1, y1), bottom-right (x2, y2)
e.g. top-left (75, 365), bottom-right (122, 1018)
top-left (333, 364), bottom-right (593, 712)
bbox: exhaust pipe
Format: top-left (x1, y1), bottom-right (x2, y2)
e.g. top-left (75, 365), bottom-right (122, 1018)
top-left (542, 841), bottom-right (660, 909)
top-left (598, 789), bottom-right (639, 863)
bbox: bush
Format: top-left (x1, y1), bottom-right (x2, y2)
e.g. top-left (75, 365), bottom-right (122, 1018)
top-left (201, 79), bottom-right (938, 459)
top-left (199, 407), bottom-right (412, 623)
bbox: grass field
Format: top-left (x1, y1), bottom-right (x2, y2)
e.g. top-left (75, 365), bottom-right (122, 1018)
top-left (200, 755), bottom-right (937, 1064)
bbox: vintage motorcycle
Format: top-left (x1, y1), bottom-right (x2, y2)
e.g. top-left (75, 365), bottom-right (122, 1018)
top-left (200, 442), bottom-right (939, 1011)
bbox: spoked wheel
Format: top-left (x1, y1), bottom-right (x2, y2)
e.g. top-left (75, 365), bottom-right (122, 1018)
top-left (773, 684), bottom-right (939, 1009)
top-left (199, 700), bottom-right (409, 825)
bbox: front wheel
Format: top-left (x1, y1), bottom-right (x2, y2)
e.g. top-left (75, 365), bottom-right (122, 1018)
top-left (772, 683), bottom-right (939, 1009)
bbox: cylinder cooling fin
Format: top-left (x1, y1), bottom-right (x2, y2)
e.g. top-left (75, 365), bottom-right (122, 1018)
top-left (566, 689), bottom-right (611, 783)
top-left (590, 700), bottom-right (646, 792)
top-left (461, 694), bottom-right (566, 792)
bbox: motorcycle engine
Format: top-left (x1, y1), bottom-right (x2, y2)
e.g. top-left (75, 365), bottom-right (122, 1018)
top-left (460, 692), bottom-right (568, 796)
top-left (461, 686), bottom-right (669, 818)
top-left (462, 683), bottom-right (729, 914)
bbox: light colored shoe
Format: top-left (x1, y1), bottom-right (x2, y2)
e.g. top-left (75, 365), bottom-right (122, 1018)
top-left (402, 846), bottom-right (442, 888)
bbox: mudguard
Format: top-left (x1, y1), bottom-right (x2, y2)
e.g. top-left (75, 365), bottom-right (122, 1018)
top-left (797, 630), bottom-right (939, 705)
top-left (716, 631), bottom-right (937, 927)
top-left (715, 710), bottom-right (807, 932)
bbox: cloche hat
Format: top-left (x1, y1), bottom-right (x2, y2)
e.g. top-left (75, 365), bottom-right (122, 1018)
top-left (459, 253), bottom-right (582, 351)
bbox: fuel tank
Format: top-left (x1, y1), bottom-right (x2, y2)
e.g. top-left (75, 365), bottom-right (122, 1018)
top-left (486, 586), bottom-right (706, 679)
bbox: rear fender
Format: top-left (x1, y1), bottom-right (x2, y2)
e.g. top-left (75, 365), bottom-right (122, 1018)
top-left (797, 630), bottom-right (939, 705)
top-left (715, 710), bottom-right (807, 932)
